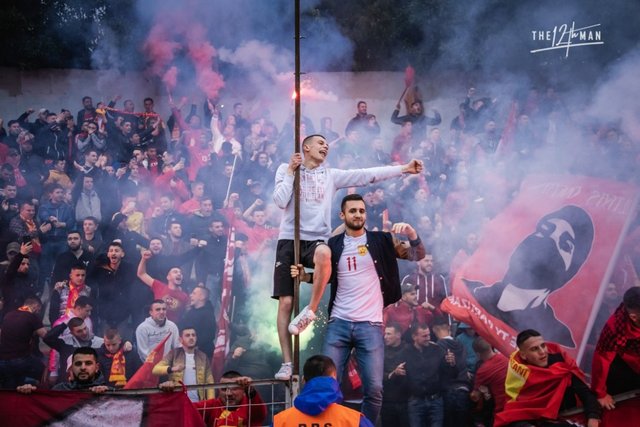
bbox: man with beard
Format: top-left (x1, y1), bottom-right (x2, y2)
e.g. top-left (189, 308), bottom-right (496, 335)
top-left (44, 316), bottom-right (105, 381)
top-left (292, 194), bottom-right (425, 423)
top-left (154, 327), bottom-right (214, 402)
top-left (161, 221), bottom-right (192, 258)
top-left (18, 347), bottom-right (110, 394)
top-left (345, 101), bottom-right (381, 139)
top-left (192, 371), bottom-right (266, 427)
top-left (405, 253), bottom-right (448, 310)
top-left (89, 241), bottom-right (137, 335)
top-left (465, 205), bottom-right (594, 347)
top-left (180, 286), bottom-right (215, 357)
top-left (51, 231), bottom-right (93, 284)
top-left (137, 250), bottom-right (189, 322)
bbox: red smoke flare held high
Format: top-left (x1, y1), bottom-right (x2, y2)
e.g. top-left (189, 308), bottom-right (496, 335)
top-left (404, 65), bottom-right (415, 88)
top-left (162, 66), bottom-right (178, 92)
top-left (143, 14), bottom-right (224, 100)
top-left (143, 24), bottom-right (180, 77)
top-left (186, 24), bottom-right (224, 100)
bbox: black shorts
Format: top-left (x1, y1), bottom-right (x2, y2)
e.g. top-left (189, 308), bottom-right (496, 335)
top-left (272, 239), bottom-right (326, 298)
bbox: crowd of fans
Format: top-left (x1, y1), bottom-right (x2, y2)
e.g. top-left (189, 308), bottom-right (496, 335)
top-left (0, 81), bottom-right (638, 427)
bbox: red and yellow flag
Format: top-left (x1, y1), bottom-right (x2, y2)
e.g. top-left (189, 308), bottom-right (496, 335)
top-left (495, 343), bottom-right (584, 426)
top-left (124, 333), bottom-right (172, 389)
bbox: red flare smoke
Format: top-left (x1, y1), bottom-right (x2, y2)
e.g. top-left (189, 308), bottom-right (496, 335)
top-left (144, 24), bottom-right (180, 77)
top-left (404, 65), bottom-right (415, 88)
top-left (142, 13), bottom-right (224, 100)
top-left (186, 24), bottom-right (224, 99)
top-left (162, 66), bottom-right (178, 92)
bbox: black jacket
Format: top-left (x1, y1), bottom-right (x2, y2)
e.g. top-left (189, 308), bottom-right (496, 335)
top-left (179, 301), bottom-right (216, 357)
top-left (383, 342), bottom-right (410, 402)
top-left (436, 337), bottom-right (471, 390)
top-left (327, 229), bottom-right (424, 316)
top-left (88, 261), bottom-right (137, 330)
top-left (0, 253), bottom-right (40, 318)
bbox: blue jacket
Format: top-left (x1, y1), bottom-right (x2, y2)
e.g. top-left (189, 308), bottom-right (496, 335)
top-left (327, 229), bottom-right (425, 316)
top-left (38, 200), bottom-right (75, 240)
top-left (285, 376), bottom-right (373, 427)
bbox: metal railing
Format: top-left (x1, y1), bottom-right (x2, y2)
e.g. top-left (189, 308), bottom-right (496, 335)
top-left (112, 377), bottom-right (300, 426)
top-left (559, 388), bottom-right (640, 417)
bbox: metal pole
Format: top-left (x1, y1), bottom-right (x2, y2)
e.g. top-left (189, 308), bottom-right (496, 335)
top-left (293, 0), bottom-right (302, 379)
top-left (223, 154), bottom-right (238, 205)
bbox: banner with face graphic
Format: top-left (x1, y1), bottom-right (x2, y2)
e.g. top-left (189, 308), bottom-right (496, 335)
top-left (441, 174), bottom-right (639, 361)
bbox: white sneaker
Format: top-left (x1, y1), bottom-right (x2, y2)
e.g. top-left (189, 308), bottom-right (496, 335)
top-left (275, 363), bottom-right (292, 381)
top-left (288, 305), bottom-right (317, 335)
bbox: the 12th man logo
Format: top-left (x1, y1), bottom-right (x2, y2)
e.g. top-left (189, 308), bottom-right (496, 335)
top-left (531, 22), bottom-right (603, 58)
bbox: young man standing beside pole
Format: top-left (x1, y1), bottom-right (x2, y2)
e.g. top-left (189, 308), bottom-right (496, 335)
top-left (272, 134), bottom-right (422, 380)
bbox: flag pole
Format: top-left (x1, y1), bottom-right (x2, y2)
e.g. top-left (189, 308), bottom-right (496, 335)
top-left (293, 0), bottom-right (302, 380)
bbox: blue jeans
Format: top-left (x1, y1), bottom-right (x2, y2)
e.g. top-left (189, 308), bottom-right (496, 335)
top-left (322, 317), bottom-right (384, 424)
top-left (408, 395), bottom-right (444, 427)
top-left (443, 388), bottom-right (471, 427)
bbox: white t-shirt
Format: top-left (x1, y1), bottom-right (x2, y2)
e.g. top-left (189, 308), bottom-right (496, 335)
top-left (331, 233), bottom-right (383, 322)
top-left (183, 352), bottom-right (199, 402)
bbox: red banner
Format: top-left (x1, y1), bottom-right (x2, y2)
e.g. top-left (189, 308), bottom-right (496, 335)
top-left (212, 228), bottom-right (235, 381)
top-left (442, 174), bottom-right (639, 361)
top-left (125, 333), bottom-right (172, 389)
top-left (0, 390), bottom-right (204, 427)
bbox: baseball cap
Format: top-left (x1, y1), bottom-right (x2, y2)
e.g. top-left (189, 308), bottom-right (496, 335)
top-left (6, 242), bottom-right (20, 255)
top-left (400, 274), bottom-right (418, 294)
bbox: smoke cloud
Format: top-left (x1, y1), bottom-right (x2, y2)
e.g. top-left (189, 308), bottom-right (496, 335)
top-left (13, 0), bottom-right (638, 372)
